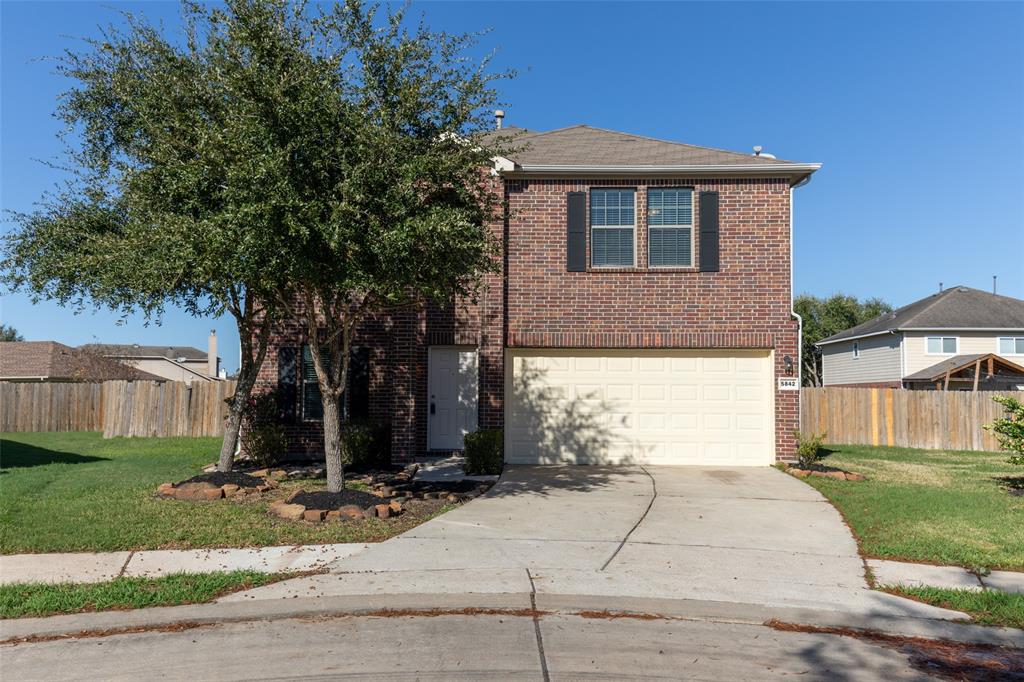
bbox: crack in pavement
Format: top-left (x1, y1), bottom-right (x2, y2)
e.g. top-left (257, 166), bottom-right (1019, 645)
top-left (600, 465), bottom-right (657, 572)
top-left (526, 569), bottom-right (551, 682)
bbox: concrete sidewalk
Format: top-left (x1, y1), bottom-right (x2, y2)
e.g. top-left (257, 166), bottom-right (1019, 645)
top-left (0, 544), bottom-right (368, 584)
top-left (869, 558), bottom-right (1024, 594)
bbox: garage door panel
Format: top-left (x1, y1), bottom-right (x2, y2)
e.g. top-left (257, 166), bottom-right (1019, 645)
top-left (507, 350), bottom-right (772, 466)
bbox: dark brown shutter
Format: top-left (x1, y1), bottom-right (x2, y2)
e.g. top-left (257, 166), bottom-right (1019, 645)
top-left (276, 347), bottom-right (298, 424)
top-left (699, 191), bottom-right (720, 272)
top-left (566, 191), bottom-right (586, 272)
top-left (346, 347), bottom-right (370, 420)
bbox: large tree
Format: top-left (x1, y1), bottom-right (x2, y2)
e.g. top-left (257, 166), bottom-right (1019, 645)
top-left (795, 293), bottom-right (893, 386)
top-left (280, 1), bottom-right (512, 492)
top-left (1, 0), bottom-right (337, 470)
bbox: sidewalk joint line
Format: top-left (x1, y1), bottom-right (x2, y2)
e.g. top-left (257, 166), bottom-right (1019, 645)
top-left (117, 551), bottom-right (135, 579)
top-left (600, 465), bottom-right (657, 572)
top-left (526, 569), bottom-right (551, 682)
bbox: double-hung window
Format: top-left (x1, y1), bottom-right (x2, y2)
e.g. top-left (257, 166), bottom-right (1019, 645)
top-left (998, 337), bottom-right (1024, 355)
top-left (926, 336), bottom-right (958, 354)
top-left (590, 188), bottom-right (635, 267)
top-left (647, 188), bottom-right (693, 267)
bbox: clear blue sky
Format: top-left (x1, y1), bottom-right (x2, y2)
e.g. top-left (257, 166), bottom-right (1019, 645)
top-left (3, 1), bottom-right (1022, 372)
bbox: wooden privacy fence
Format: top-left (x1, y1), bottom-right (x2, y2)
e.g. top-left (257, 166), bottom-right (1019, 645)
top-left (800, 387), bottom-right (1014, 452)
top-left (0, 380), bottom-right (236, 438)
top-left (0, 382), bottom-right (104, 432)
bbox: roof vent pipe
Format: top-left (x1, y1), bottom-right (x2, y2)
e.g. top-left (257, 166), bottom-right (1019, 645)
top-left (494, 110), bottom-right (505, 130)
top-left (993, 275), bottom-right (997, 295)
top-left (939, 282), bottom-right (943, 293)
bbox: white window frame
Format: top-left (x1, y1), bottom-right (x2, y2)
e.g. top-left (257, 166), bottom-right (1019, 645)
top-left (925, 336), bottom-right (958, 355)
top-left (647, 187), bottom-right (694, 268)
top-left (590, 188), bottom-right (637, 268)
top-left (852, 341), bottom-right (860, 359)
top-left (997, 336), bottom-right (1024, 355)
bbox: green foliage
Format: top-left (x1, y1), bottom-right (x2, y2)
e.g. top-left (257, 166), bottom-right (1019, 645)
top-left (794, 430), bottom-right (828, 469)
top-left (341, 419), bottom-right (391, 470)
top-left (984, 395), bottom-right (1024, 466)
top-left (0, 324), bottom-right (24, 342)
top-left (794, 293), bottom-right (893, 386)
top-left (463, 429), bottom-right (503, 476)
top-left (0, 571), bottom-right (281, 619)
top-left (241, 391), bottom-right (288, 468)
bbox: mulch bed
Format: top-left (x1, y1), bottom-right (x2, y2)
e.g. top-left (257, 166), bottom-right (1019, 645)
top-left (287, 489), bottom-right (382, 510)
top-left (181, 472), bottom-right (266, 488)
top-left (785, 463), bottom-right (865, 482)
top-left (396, 480), bottom-right (491, 495)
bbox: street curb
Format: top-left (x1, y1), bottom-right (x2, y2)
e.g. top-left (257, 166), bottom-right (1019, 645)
top-left (2, 591), bottom-right (1021, 648)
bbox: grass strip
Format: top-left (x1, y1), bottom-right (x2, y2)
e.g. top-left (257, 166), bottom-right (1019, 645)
top-left (0, 570), bottom-right (282, 619)
top-left (886, 586), bottom-right (1024, 629)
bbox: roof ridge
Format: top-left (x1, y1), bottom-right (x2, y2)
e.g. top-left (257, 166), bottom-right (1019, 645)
top-left (898, 286), bottom-right (965, 327)
top-left (558, 124), bottom-right (798, 165)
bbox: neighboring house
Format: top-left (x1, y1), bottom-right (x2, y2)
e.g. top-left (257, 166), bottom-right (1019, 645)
top-left (83, 331), bottom-right (222, 384)
top-left (258, 123), bottom-right (821, 466)
top-left (817, 286), bottom-right (1024, 390)
top-left (0, 341), bottom-right (164, 382)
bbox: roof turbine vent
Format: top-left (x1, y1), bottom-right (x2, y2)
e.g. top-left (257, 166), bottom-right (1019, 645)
top-left (752, 145), bottom-right (776, 159)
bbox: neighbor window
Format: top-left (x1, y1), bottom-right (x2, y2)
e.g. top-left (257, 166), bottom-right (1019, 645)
top-left (647, 188), bottom-right (693, 267)
top-left (926, 336), bottom-right (958, 354)
top-left (591, 188), bottom-right (635, 267)
top-left (998, 337), bottom-right (1024, 355)
top-left (301, 345), bottom-right (323, 421)
top-left (853, 342), bottom-right (860, 359)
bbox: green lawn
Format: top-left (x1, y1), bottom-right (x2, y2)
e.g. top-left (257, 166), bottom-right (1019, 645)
top-left (886, 586), bottom-right (1024, 629)
top-left (0, 431), bottom-right (445, 553)
top-left (801, 444), bottom-right (1024, 571)
top-left (0, 571), bottom-right (282, 619)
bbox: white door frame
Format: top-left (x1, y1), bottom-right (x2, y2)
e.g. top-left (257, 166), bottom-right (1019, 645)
top-left (427, 345), bottom-right (479, 451)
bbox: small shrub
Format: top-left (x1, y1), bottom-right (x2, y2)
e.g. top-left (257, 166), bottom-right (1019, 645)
top-left (463, 429), bottom-right (503, 476)
top-left (242, 391), bottom-right (287, 468)
top-left (794, 430), bottom-right (828, 469)
top-left (341, 420), bottom-right (391, 470)
top-left (984, 396), bottom-right (1024, 466)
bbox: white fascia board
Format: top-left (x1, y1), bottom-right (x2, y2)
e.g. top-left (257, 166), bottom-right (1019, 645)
top-left (816, 329), bottom-right (897, 347)
top-left (899, 327), bottom-right (1024, 332)
top-left (511, 163), bottom-right (822, 174)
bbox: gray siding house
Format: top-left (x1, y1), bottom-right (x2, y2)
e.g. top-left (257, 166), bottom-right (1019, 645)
top-left (818, 286), bottom-right (1024, 390)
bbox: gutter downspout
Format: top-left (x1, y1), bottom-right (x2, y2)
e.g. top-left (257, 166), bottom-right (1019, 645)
top-left (790, 175), bottom-right (812, 420)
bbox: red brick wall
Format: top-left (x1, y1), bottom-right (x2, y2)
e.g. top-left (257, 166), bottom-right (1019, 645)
top-left (503, 177), bottom-right (799, 459)
top-left (258, 175), bottom-right (801, 462)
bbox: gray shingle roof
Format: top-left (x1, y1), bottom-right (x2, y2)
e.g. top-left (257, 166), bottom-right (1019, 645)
top-left (818, 286), bottom-right (1024, 346)
top-left (481, 124), bottom-right (818, 178)
top-left (82, 343), bottom-right (207, 361)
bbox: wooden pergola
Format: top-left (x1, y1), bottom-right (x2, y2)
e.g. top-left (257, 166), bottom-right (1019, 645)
top-left (907, 353), bottom-right (1024, 391)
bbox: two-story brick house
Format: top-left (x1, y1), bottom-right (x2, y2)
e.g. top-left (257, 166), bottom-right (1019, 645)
top-left (258, 124), bottom-right (820, 466)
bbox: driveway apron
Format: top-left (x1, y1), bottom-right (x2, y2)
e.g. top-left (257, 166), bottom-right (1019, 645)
top-left (225, 466), bottom-right (959, 618)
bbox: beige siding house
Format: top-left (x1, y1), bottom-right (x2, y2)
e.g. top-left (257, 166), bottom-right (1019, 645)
top-left (818, 286), bottom-right (1024, 390)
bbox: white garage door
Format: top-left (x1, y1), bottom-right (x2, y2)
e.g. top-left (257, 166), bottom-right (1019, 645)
top-left (506, 349), bottom-right (773, 466)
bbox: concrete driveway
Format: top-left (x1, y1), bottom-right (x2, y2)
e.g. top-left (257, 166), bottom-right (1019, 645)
top-left (226, 466), bottom-right (957, 618)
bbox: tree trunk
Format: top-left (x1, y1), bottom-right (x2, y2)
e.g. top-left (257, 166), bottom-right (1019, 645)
top-left (217, 369), bottom-right (258, 472)
top-left (322, 391), bottom-right (344, 492)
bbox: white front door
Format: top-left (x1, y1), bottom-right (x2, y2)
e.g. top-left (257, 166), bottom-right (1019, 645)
top-left (428, 346), bottom-right (479, 450)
